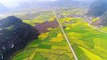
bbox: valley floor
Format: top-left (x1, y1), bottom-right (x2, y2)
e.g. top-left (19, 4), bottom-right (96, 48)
top-left (12, 9), bottom-right (107, 60)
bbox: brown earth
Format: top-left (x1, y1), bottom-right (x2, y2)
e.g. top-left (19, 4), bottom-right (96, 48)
top-left (35, 19), bottom-right (59, 33)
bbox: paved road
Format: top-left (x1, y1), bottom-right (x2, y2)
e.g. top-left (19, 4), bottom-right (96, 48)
top-left (53, 11), bottom-right (78, 60)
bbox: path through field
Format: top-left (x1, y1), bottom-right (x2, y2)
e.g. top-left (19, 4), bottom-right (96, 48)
top-left (53, 11), bottom-right (78, 60)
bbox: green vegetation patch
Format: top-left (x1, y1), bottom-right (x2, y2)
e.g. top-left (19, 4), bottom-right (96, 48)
top-left (38, 45), bottom-right (52, 49)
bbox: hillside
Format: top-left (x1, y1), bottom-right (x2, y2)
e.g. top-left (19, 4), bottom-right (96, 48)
top-left (0, 16), bottom-right (39, 60)
top-left (87, 0), bottom-right (107, 26)
top-left (87, 0), bottom-right (107, 17)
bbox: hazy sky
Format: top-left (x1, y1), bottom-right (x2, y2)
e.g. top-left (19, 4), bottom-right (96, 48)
top-left (0, 0), bottom-right (95, 8)
top-left (0, 0), bottom-right (57, 8)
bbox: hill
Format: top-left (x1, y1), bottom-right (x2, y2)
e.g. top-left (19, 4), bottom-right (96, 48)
top-left (0, 16), bottom-right (39, 60)
top-left (87, 0), bottom-right (107, 17)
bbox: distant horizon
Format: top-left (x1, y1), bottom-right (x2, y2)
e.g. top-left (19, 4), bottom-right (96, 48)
top-left (0, 0), bottom-right (95, 8)
top-left (0, 0), bottom-right (58, 8)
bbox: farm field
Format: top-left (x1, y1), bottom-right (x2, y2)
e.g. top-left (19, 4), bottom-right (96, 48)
top-left (12, 27), bottom-right (75, 60)
top-left (12, 10), bottom-right (75, 60)
top-left (57, 9), bottom-right (107, 60)
top-left (12, 8), bottom-right (107, 60)
top-left (1, 0), bottom-right (107, 60)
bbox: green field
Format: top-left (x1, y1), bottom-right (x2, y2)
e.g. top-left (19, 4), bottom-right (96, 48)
top-left (59, 16), bottom-right (107, 60)
top-left (12, 8), bottom-right (107, 60)
top-left (12, 27), bottom-right (75, 60)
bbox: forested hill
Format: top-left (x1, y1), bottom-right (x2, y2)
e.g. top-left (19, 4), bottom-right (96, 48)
top-left (0, 16), bottom-right (39, 60)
